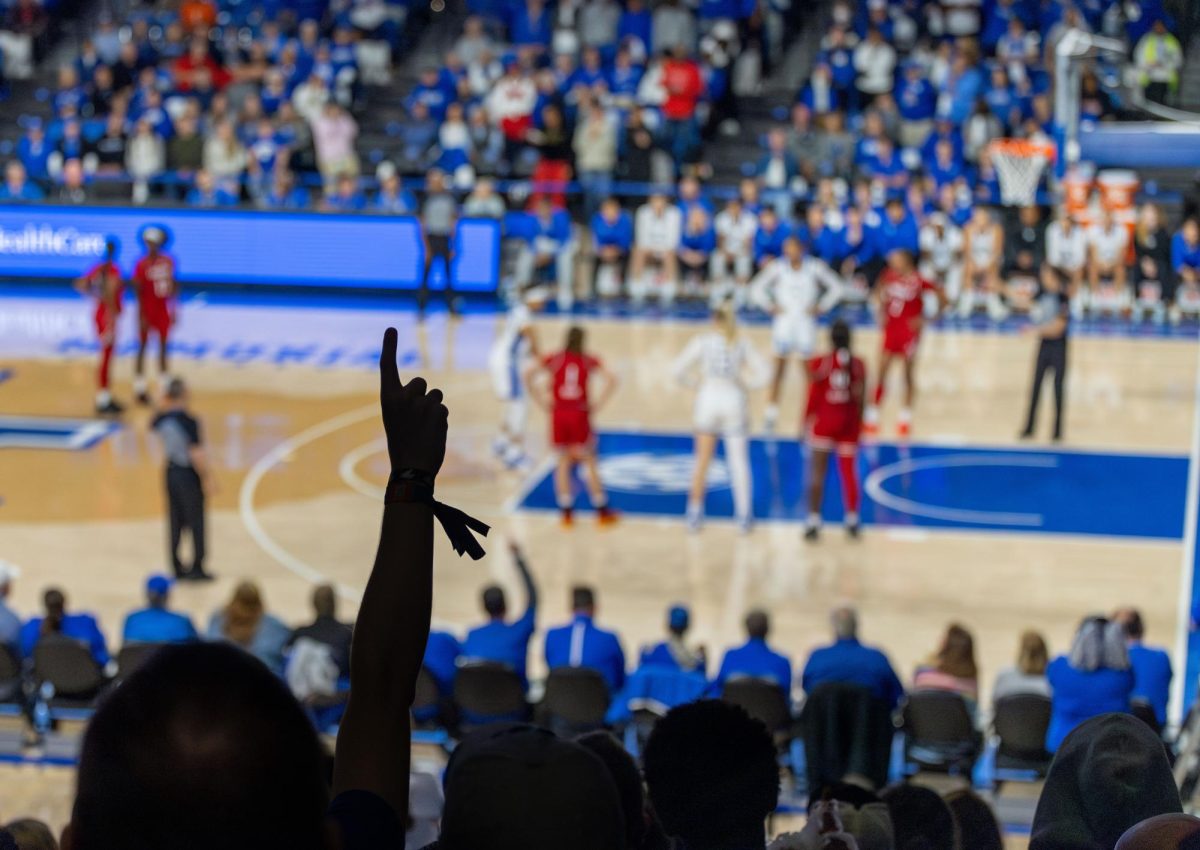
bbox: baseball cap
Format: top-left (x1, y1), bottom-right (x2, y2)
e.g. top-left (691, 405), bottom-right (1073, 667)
top-left (146, 574), bottom-right (172, 595)
top-left (0, 562), bottom-right (20, 586)
top-left (668, 605), bottom-right (689, 631)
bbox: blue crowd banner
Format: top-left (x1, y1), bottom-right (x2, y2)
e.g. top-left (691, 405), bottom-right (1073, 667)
top-left (0, 204), bottom-right (500, 291)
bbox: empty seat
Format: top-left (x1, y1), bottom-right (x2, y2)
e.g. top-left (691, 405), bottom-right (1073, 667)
top-left (992, 693), bottom-right (1052, 777)
top-left (902, 690), bottom-right (982, 776)
top-left (453, 661), bottom-right (528, 733)
top-left (33, 636), bottom-right (105, 707)
top-left (537, 667), bottom-right (611, 736)
top-left (799, 681), bottom-right (894, 791)
top-left (0, 644), bottom-right (22, 704)
top-left (721, 675), bottom-right (793, 738)
top-left (115, 642), bottom-right (167, 683)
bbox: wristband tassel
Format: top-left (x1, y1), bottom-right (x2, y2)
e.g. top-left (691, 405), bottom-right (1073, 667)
top-left (385, 474), bottom-right (490, 560)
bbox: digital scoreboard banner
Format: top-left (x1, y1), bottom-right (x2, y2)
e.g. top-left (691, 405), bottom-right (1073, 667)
top-left (0, 204), bottom-right (500, 291)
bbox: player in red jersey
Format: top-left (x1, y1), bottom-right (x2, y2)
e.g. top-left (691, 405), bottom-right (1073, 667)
top-left (526, 325), bottom-right (619, 527)
top-left (74, 239), bottom-right (125, 414)
top-left (131, 227), bottom-right (179, 404)
top-left (804, 319), bottom-right (866, 541)
top-left (863, 249), bottom-right (947, 438)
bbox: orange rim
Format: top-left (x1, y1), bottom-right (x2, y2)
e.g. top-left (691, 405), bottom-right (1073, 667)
top-left (988, 138), bottom-right (1057, 162)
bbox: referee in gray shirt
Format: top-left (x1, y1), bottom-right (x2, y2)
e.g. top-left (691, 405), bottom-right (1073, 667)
top-left (152, 378), bottom-right (214, 581)
top-left (419, 168), bottom-right (459, 319)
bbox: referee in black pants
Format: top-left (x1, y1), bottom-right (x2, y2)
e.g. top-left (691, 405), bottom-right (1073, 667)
top-left (152, 378), bottom-right (214, 581)
top-left (1020, 267), bottom-right (1070, 442)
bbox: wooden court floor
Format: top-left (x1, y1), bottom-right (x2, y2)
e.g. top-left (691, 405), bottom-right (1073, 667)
top-left (0, 311), bottom-right (1196, 837)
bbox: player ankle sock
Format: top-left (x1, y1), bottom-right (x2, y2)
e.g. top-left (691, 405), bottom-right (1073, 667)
top-left (96, 389), bottom-right (111, 406)
top-left (764, 404), bottom-right (779, 425)
top-left (898, 407), bottom-right (912, 426)
top-left (845, 510), bottom-right (859, 526)
top-left (134, 376), bottom-right (148, 395)
top-left (806, 511), bottom-right (821, 528)
top-left (864, 404), bottom-right (880, 425)
top-left (837, 455), bottom-right (860, 513)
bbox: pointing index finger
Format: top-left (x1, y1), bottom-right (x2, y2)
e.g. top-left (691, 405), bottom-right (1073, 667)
top-left (380, 327), bottom-right (400, 395)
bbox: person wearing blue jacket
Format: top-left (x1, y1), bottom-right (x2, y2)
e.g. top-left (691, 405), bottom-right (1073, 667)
top-left (463, 544), bottom-right (538, 683)
top-left (714, 609), bottom-right (791, 694)
top-left (123, 574), bottom-right (198, 644)
top-left (21, 587), bottom-right (109, 667)
top-left (590, 197), bottom-right (633, 298)
top-left (1114, 608), bottom-right (1173, 728)
top-left (801, 605), bottom-right (904, 710)
top-left (1046, 617), bottom-right (1135, 752)
top-left (545, 586), bottom-right (626, 692)
top-left (753, 206), bottom-right (791, 269)
top-left (517, 195), bottom-right (576, 309)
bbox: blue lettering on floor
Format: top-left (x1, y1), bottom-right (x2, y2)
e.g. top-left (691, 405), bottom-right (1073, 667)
top-left (0, 416), bottom-right (120, 451)
top-left (518, 431), bottom-right (1188, 541)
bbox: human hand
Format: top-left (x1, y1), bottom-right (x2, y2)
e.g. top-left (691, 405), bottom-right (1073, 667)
top-left (379, 327), bottom-right (448, 478)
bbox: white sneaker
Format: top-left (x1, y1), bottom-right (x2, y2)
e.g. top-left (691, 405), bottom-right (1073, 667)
top-left (737, 515), bottom-right (753, 535)
top-left (686, 509), bottom-right (703, 533)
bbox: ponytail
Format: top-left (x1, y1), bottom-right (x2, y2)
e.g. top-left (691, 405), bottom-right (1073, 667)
top-left (713, 304), bottom-right (737, 340)
top-left (565, 326), bottom-right (585, 355)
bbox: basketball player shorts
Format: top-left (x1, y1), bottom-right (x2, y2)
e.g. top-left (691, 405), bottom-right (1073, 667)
top-left (771, 315), bottom-right (816, 357)
top-left (809, 415), bottom-right (860, 457)
top-left (140, 307), bottom-right (171, 342)
top-left (694, 385), bottom-right (747, 436)
top-left (488, 352), bottom-right (523, 401)
top-left (882, 320), bottom-right (920, 359)
top-left (552, 408), bottom-right (593, 449)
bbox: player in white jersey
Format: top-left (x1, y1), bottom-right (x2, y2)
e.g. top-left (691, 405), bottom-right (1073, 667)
top-left (710, 197), bottom-right (758, 305)
top-left (960, 205), bottom-right (1006, 319)
top-left (672, 304), bottom-right (768, 532)
top-left (919, 213), bottom-right (963, 304)
top-left (750, 236), bottom-right (846, 433)
top-left (488, 285), bottom-right (547, 467)
top-left (1086, 207), bottom-right (1130, 315)
top-left (1043, 208), bottom-right (1087, 318)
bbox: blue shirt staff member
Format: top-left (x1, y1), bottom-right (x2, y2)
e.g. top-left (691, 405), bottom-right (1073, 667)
top-left (123, 574), bottom-right (199, 644)
top-left (715, 609), bottom-right (791, 693)
top-left (544, 586), bottom-right (626, 692)
top-left (1020, 263), bottom-right (1069, 442)
top-left (462, 542), bottom-right (538, 683)
top-left (151, 377), bottom-right (215, 581)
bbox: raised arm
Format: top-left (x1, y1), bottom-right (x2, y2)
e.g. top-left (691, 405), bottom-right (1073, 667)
top-left (332, 327), bottom-right (447, 817)
top-left (511, 542), bottom-right (537, 623)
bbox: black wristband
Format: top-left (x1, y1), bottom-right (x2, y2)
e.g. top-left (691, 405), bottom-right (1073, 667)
top-left (385, 473), bottom-right (434, 505)
top-left (384, 471), bottom-right (491, 560)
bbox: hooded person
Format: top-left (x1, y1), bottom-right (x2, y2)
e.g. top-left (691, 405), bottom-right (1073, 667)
top-left (436, 723), bottom-right (625, 850)
top-left (1115, 814), bottom-right (1200, 850)
top-left (1030, 713), bottom-right (1182, 850)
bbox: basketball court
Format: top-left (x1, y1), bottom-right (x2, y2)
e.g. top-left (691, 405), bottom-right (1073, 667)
top-left (1, 286), bottom-right (1198, 835)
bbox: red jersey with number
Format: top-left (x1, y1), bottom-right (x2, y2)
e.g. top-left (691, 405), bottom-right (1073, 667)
top-left (83, 260), bottom-right (124, 337)
top-left (880, 268), bottom-right (936, 356)
top-left (805, 351), bottom-right (866, 443)
top-left (133, 253), bottom-right (177, 333)
top-left (544, 350), bottom-right (600, 447)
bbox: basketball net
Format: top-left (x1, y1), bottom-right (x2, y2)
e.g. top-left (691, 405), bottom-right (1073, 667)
top-left (989, 139), bottom-right (1057, 207)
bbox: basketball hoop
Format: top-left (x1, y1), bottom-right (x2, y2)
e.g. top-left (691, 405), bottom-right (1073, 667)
top-left (988, 139), bottom-right (1057, 207)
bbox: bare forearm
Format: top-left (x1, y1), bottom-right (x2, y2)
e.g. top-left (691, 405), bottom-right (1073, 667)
top-left (333, 502), bottom-right (434, 814)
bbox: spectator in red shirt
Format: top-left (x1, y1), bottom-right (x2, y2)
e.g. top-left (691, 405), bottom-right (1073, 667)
top-left (173, 37), bottom-right (231, 93)
top-left (660, 46), bottom-right (704, 167)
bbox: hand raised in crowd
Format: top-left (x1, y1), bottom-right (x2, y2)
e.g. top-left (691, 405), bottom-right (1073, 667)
top-left (380, 326), bottom-right (448, 477)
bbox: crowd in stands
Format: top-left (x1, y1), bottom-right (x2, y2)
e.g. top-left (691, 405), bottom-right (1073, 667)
top-left (0, 341), bottom-right (1198, 850)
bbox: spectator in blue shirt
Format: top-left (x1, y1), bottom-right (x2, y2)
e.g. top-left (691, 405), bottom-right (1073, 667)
top-left (714, 609), bottom-right (791, 692)
top-left (123, 575), bottom-right (199, 645)
top-left (871, 196), bottom-right (921, 257)
top-left (753, 206), bottom-right (790, 268)
top-left (407, 67), bottom-right (451, 123)
top-left (863, 136), bottom-right (908, 191)
top-left (589, 197), bottom-right (633, 297)
top-left (920, 118), bottom-right (965, 167)
top-left (18, 123), bottom-right (52, 181)
top-left (677, 175), bottom-right (714, 221)
top-left (206, 581), bottom-right (291, 676)
top-left (897, 62), bottom-right (937, 149)
top-left (928, 138), bottom-right (967, 191)
top-left (0, 563), bottom-right (21, 653)
top-left (544, 586), bottom-right (626, 692)
top-left (511, 0), bottom-right (553, 48)
top-left (640, 604), bottom-right (706, 674)
top-left (373, 164), bottom-right (418, 214)
top-left (260, 167), bottom-right (311, 210)
top-left (463, 544), bottom-right (538, 682)
top-left (1114, 608), bottom-right (1173, 728)
top-left (1046, 617), bottom-right (1135, 752)
top-left (0, 161), bottom-right (45, 202)
top-left (801, 605), bottom-right (904, 709)
top-left (20, 587), bottom-right (110, 667)
top-left (322, 173), bottom-right (368, 212)
top-left (422, 629), bottom-right (462, 699)
top-left (186, 170), bottom-right (239, 207)
top-left (617, 0), bottom-right (653, 59)
top-left (1173, 218), bottom-right (1200, 287)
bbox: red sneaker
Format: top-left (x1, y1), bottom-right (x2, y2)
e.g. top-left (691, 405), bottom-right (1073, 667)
top-left (560, 508), bottom-right (574, 528)
top-left (897, 421), bottom-right (911, 439)
top-left (597, 506), bottom-right (619, 527)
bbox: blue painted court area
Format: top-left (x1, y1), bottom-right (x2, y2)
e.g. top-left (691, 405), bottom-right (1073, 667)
top-left (519, 432), bottom-right (1188, 541)
top-left (0, 416), bottom-right (120, 451)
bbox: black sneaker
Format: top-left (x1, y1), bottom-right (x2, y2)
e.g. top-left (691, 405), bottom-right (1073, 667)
top-left (804, 525), bottom-right (820, 542)
top-left (846, 521), bottom-right (861, 540)
top-left (96, 398), bottom-right (125, 415)
top-left (136, 391), bottom-right (151, 406)
top-left (188, 570), bottom-right (216, 582)
top-left (1018, 429), bottom-right (1033, 440)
